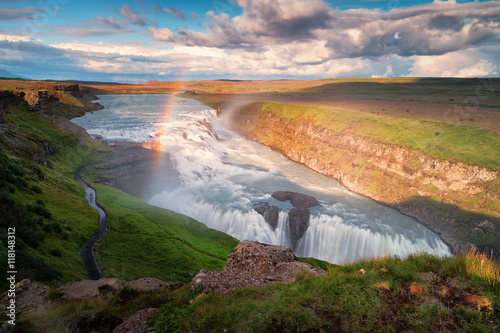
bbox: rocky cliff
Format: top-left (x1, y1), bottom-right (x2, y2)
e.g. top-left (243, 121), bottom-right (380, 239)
top-left (214, 102), bottom-right (499, 255)
top-left (191, 240), bottom-right (326, 293)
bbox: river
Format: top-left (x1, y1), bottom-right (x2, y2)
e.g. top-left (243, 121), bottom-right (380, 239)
top-left (71, 94), bottom-right (450, 264)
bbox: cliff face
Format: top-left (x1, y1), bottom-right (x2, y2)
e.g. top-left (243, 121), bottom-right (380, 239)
top-left (215, 102), bottom-right (499, 254)
top-left (254, 112), bottom-right (497, 200)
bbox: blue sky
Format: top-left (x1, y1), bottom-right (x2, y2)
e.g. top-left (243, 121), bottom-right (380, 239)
top-left (0, 0), bottom-right (499, 81)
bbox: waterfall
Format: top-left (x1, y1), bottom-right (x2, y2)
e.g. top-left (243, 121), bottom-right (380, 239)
top-left (72, 94), bottom-right (451, 264)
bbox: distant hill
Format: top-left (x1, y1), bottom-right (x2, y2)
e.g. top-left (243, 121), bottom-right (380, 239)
top-left (0, 68), bottom-right (28, 79)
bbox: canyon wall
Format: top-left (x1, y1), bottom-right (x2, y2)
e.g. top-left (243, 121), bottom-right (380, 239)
top-left (215, 102), bottom-right (499, 254)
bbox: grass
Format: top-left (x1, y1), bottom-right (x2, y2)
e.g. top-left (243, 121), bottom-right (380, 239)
top-left (81, 180), bottom-right (239, 282)
top-left (259, 102), bottom-right (500, 171)
top-left (17, 250), bottom-right (500, 332)
top-left (0, 96), bottom-right (109, 289)
top-left (0, 86), bottom-right (237, 291)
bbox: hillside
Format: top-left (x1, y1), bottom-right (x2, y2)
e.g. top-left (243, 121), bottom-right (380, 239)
top-left (0, 83), bottom-right (238, 292)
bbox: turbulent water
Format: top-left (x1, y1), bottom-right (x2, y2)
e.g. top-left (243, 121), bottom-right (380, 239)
top-left (72, 94), bottom-right (450, 264)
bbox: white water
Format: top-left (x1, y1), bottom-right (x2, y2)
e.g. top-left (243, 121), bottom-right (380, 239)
top-left (72, 94), bottom-right (450, 264)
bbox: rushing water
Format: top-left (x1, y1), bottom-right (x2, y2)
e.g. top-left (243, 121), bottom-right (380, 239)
top-left (72, 94), bottom-right (450, 264)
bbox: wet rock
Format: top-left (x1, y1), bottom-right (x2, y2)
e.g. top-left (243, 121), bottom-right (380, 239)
top-left (190, 240), bottom-right (326, 293)
top-left (253, 202), bottom-right (280, 230)
top-left (288, 207), bottom-right (310, 248)
top-left (270, 191), bottom-right (320, 247)
top-left (272, 191), bottom-right (319, 209)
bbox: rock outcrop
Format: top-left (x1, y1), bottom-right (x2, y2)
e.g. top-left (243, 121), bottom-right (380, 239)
top-left (272, 191), bottom-right (320, 209)
top-left (271, 191), bottom-right (320, 248)
top-left (112, 308), bottom-right (158, 333)
top-left (0, 279), bottom-right (50, 317)
top-left (57, 278), bottom-right (124, 300)
top-left (253, 202), bottom-right (280, 229)
top-left (23, 90), bottom-right (58, 114)
top-left (190, 240), bottom-right (326, 293)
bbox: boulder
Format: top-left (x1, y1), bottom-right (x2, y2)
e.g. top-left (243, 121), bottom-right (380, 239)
top-left (125, 278), bottom-right (168, 292)
top-left (0, 280), bottom-right (50, 317)
top-left (253, 202), bottom-right (280, 230)
top-left (57, 278), bottom-right (123, 300)
top-left (288, 207), bottom-right (310, 248)
top-left (271, 191), bottom-right (319, 209)
top-left (190, 241), bottom-right (326, 293)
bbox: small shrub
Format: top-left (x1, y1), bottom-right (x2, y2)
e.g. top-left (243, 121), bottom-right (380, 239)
top-left (50, 249), bottom-right (62, 257)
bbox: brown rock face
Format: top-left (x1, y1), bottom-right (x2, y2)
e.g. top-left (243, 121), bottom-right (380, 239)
top-left (57, 278), bottom-right (124, 300)
top-left (190, 240), bottom-right (326, 293)
top-left (23, 90), bottom-right (58, 114)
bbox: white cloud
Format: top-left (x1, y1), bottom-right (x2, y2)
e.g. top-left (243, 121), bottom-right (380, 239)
top-left (148, 27), bottom-right (175, 42)
top-left (433, 0), bottom-right (457, 5)
top-left (408, 48), bottom-right (498, 77)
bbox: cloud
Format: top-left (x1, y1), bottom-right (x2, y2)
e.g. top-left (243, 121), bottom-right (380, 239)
top-left (192, 12), bottom-right (201, 26)
top-left (163, 7), bottom-right (186, 20)
top-left (148, 27), bottom-right (175, 42)
top-left (119, 4), bottom-right (146, 26)
top-left (0, 6), bottom-right (44, 21)
top-left (165, 0), bottom-right (500, 61)
top-left (408, 47), bottom-right (499, 77)
top-left (433, 0), bottom-right (457, 5)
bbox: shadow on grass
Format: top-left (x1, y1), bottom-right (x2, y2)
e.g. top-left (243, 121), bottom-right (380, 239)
top-left (399, 195), bottom-right (500, 260)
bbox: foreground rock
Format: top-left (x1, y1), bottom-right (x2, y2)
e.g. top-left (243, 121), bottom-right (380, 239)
top-left (0, 279), bottom-right (50, 317)
top-left (57, 278), bottom-right (124, 300)
top-left (190, 240), bottom-right (326, 293)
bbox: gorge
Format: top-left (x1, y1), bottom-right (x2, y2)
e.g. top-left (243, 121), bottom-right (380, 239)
top-left (71, 94), bottom-right (450, 264)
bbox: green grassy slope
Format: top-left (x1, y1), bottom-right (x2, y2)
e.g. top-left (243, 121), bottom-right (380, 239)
top-left (0, 88), bottom-right (238, 292)
top-left (0, 96), bottom-right (109, 289)
top-left (83, 181), bottom-right (238, 282)
top-left (17, 250), bottom-right (500, 333)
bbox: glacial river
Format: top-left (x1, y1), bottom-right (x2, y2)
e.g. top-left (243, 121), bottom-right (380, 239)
top-left (71, 94), bottom-right (450, 264)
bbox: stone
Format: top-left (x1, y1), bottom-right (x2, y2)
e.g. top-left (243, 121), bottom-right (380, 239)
top-left (271, 191), bottom-right (319, 209)
top-left (288, 207), bottom-right (310, 248)
top-left (190, 240), bottom-right (326, 293)
top-left (57, 278), bottom-right (123, 300)
top-left (125, 278), bottom-right (168, 292)
top-left (253, 202), bottom-right (280, 230)
top-left (112, 308), bottom-right (158, 333)
top-left (0, 282), bottom-right (50, 318)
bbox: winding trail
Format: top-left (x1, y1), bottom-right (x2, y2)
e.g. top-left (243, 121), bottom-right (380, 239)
top-left (76, 165), bottom-right (106, 280)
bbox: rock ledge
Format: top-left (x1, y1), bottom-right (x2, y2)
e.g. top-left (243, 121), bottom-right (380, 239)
top-left (190, 240), bottom-right (326, 293)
